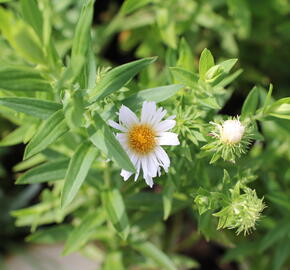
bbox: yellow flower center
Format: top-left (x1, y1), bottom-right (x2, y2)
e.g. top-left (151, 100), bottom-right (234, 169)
top-left (128, 124), bottom-right (156, 154)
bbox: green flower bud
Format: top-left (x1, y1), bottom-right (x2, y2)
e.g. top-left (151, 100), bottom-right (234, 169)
top-left (214, 183), bottom-right (265, 235)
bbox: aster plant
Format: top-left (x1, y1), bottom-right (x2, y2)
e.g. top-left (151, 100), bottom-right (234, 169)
top-left (0, 1), bottom-right (290, 270)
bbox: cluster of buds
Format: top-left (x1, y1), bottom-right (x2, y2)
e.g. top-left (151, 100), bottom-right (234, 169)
top-left (213, 183), bottom-right (265, 235)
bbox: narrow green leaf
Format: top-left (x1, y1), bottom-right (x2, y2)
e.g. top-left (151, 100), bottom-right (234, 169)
top-left (0, 66), bottom-right (52, 92)
top-left (20, 0), bottom-right (43, 38)
top-left (70, 0), bottom-right (95, 77)
top-left (27, 225), bottom-right (72, 244)
top-left (241, 86), bottom-right (259, 119)
top-left (16, 159), bottom-right (69, 185)
top-left (123, 84), bottom-right (183, 109)
top-left (63, 90), bottom-right (85, 130)
top-left (263, 84), bottom-right (273, 114)
top-left (266, 97), bottom-right (290, 120)
top-left (61, 142), bottom-right (98, 208)
top-left (87, 112), bottom-right (135, 172)
top-left (133, 241), bottom-right (177, 270)
top-left (199, 48), bottom-right (214, 80)
top-left (0, 97), bottom-right (61, 119)
top-left (88, 57), bottom-right (157, 102)
top-left (120, 0), bottom-right (153, 15)
top-left (0, 8), bottom-right (45, 64)
top-left (0, 125), bottom-right (28, 146)
top-left (24, 110), bottom-right (69, 159)
top-left (102, 189), bottom-right (130, 240)
top-left (170, 67), bottom-right (199, 88)
top-left (63, 210), bottom-right (105, 255)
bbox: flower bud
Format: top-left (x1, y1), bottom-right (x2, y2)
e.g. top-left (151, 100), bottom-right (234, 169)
top-left (220, 119), bottom-right (245, 144)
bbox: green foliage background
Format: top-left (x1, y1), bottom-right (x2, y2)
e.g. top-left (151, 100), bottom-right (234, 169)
top-left (0, 0), bottom-right (290, 269)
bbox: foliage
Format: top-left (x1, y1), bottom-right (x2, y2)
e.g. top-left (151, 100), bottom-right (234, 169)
top-left (0, 0), bottom-right (290, 269)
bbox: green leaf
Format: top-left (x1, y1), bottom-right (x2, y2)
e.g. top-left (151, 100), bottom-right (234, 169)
top-left (0, 8), bottom-right (45, 64)
top-left (132, 241), bottom-right (177, 270)
top-left (20, 0), bottom-right (43, 39)
top-left (177, 38), bottom-right (195, 71)
top-left (199, 48), bottom-right (214, 81)
top-left (0, 125), bottom-right (28, 146)
top-left (102, 189), bottom-right (130, 240)
top-left (123, 84), bottom-right (183, 109)
top-left (0, 66), bottom-right (52, 92)
top-left (266, 97), bottom-right (290, 120)
top-left (262, 84), bottom-right (273, 114)
top-left (0, 97), bottom-right (61, 119)
top-left (241, 86), bottom-right (259, 119)
top-left (200, 97), bottom-right (221, 110)
top-left (27, 225), bottom-right (72, 244)
top-left (103, 251), bottom-right (125, 270)
top-left (120, 0), bottom-right (153, 15)
top-left (16, 159), bottom-right (69, 185)
top-left (88, 57), bottom-right (157, 102)
top-left (61, 142), bottom-right (98, 208)
top-left (63, 210), bottom-right (105, 255)
top-left (70, 0), bottom-right (95, 77)
top-left (87, 112), bottom-right (135, 172)
top-left (163, 176), bottom-right (175, 220)
top-left (24, 110), bottom-right (69, 159)
top-left (63, 90), bottom-right (85, 130)
top-left (170, 67), bottom-right (199, 88)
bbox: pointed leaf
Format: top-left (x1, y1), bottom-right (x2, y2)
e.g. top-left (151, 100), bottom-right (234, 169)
top-left (132, 241), bottom-right (177, 270)
top-left (61, 142), bottom-right (98, 208)
top-left (170, 67), bottom-right (199, 88)
top-left (199, 48), bottom-right (214, 80)
top-left (123, 84), bottom-right (183, 109)
top-left (102, 189), bottom-right (130, 240)
top-left (241, 86), bottom-right (259, 119)
top-left (24, 110), bottom-right (69, 159)
top-left (63, 210), bottom-right (105, 255)
top-left (88, 57), bottom-right (157, 102)
top-left (16, 159), bottom-right (69, 185)
top-left (0, 97), bottom-right (61, 119)
top-left (87, 112), bottom-right (135, 172)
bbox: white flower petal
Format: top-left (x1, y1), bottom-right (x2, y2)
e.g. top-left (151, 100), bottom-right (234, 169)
top-left (141, 101), bottom-right (157, 123)
top-left (134, 159), bottom-right (141, 181)
top-left (155, 120), bottom-right (176, 133)
top-left (154, 146), bottom-right (170, 172)
top-left (121, 169), bottom-right (132, 181)
top-left (144, 175), bottom-right (154, 188)
top-left (151, 107), bottom-right (167, 127)
top-left (141, 156), bottom-right (149, 179)
top-left (108, 120), bottom-right (127, 132)
top-left (167, 115), bottom-right (176, 120)
top-left (147, 154), bottom-right (158, 178)
top-left (119, 105), bottom-right (139, 128)
top-left (157, 132), bottom-right (180, 145)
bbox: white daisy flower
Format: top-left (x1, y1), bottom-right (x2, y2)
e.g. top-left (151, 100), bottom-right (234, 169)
top-left (108, 101), bottom-right (179, 187)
